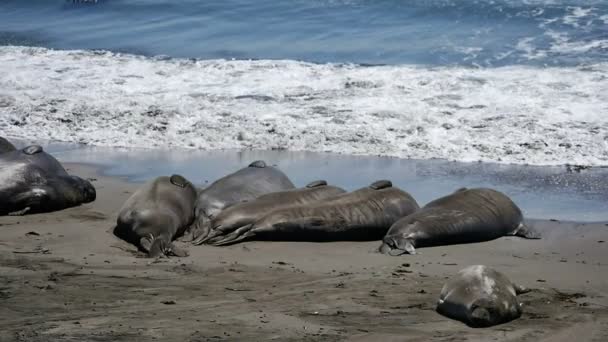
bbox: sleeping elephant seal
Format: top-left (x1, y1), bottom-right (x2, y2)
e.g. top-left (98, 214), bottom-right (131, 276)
top-left (437, 265), bottom-right (529, 327)
top-left (193, 180), bottom-right (346, 245)
top-left (115, 175), bottom-right (197, 258)
top-left (190, 160), bottom-right (295, 241)
top-left (211, 180), bottom-right (420, 246)
top-left (0, 145), bottom-right (96, 215)
top-left (0, 137), bottom-right (16, 154)
top-left (379, 187), bottom-right (539, 256)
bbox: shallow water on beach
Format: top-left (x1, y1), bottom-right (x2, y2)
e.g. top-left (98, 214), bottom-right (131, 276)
top-left (26, 141), bottom-right (608, 222)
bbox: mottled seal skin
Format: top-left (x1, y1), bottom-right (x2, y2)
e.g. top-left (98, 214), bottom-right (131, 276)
top-left (211, 180), bottom-right (420, 246)
top-left (115, 175), bottom-right (197, 258)
top-left (193, 180), bottom-right (346, 245)
top-left (379, 187), bottom-right (539, 256)
top-left (0, 146), bottom-right (96, 216)
top-left (437, 265), bottom-right (529, 327)
top-left (190, 160), bottom-right (295, 241)
top-left (0, 137), bottom-right (16, 154)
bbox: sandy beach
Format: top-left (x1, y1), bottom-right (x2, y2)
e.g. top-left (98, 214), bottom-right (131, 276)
top-left (1, 162), bottom-right (607, 341)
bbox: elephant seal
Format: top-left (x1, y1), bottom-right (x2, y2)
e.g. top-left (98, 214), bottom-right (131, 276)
top-left (211, 180), bottom-right (420, 246)
top-left (190, 160), bottom-right (295, 241)
top-left (0, 145), bottom-right (96, 215)
top-left (115, 175), bottom-right (197, 258)
top-left (0, 137), bottom-right (16, 154)
top-left (437, 265), bottom-right (529, 327)
top-left (193, 180), bottom-right (347, 245)
top-left (379, 187), bottom-right (539, 256)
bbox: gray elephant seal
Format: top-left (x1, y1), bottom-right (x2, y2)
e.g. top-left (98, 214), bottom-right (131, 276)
top-left (0, 137), bottom-right (16, 154)
top-left (115, 175), bottom-right (197, 258)
top-left (437, 265), bottom-right (529, 327)
top-left (190, 160), bottom-right (295, 241)
top-left (379, 187), bottom-right (539, 256)
top-left (211, 180), bottom-right (420, 246)
top-left (0, 145), bottom-right (96, 215)
top-left (193, 180), bottom-right (346, 245)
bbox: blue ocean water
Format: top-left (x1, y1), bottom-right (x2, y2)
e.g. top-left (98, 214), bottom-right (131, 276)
top-left (0, 0), bottom-right (607, 166)
top-left (0, 0), bottom-right (606, 66)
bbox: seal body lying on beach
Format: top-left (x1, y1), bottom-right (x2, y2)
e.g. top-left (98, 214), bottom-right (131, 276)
top-left (437, 265), bottom-right (528, 327)
top-left (0, 137), bottom-right (16, 154)
top-left (211, 180), bottom-right (420, 246)
top-left (190, 160), bottom-right (295, 241)
top-left (193, 180), bottom-right (346, 245)
top-left (379, 187), bottom-right (539, 256)
top-left (115, 175), bottom-right (197, 258)
top-left (0, 145), bottom-right (96, 215)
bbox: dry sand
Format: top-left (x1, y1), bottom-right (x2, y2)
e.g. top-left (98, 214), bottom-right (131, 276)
top-left (1, 164), bottom-right (607, 341)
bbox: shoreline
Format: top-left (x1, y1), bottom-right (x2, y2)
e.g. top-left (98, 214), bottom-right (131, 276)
top-left (0, 163), bottom-right (607, 341)
top-left (35, 141), bottom-right (608, 222)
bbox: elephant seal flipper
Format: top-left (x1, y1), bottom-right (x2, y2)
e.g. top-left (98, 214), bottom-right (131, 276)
top-left (511, 223), bottom-right (540, 239)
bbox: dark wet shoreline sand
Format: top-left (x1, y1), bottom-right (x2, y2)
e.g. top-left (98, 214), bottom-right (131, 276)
top-left (1, 163), bottom-right (607, 341)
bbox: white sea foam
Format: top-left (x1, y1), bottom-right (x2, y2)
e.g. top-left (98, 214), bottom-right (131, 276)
top-left (0, 46), bottom-right (607, 166)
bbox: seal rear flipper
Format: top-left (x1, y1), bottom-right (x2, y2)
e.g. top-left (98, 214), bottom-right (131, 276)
top-left (305, 180), bottom-right (327, 188)
top-left (511, 223), bottom-right (541, 239)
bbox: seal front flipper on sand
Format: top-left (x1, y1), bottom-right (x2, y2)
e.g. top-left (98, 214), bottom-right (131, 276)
top-left (148, 237), bottom-right (190, 258)
top-left (511, 223), bottom-right (541, 239)
top-left (211, 224), bottom-right (255, 246)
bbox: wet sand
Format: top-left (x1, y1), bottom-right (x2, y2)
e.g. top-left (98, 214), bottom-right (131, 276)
top-left (1, 163), bottom-right (608, 341)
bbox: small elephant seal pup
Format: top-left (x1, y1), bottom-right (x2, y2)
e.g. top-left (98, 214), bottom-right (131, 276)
top-left (193, 180), bottom-right (346, 245)
top-left (379, 187), bottom-right (539, 256)
top-left (115, 175), bottom-right (197, 258)
top-left (437, 265), bottom-right (529, 327)
top-left (0, 137), bottom-right (16, 154)
top-left (190, 160), bottom-right (295, 241)
top-left (211, 180), bottom-right (420, 246)
top-left (0, 145), bottom-right (96, 215)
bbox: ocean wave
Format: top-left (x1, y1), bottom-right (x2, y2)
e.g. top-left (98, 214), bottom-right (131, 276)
top-left (0, 46), bottom-right (606, 166)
